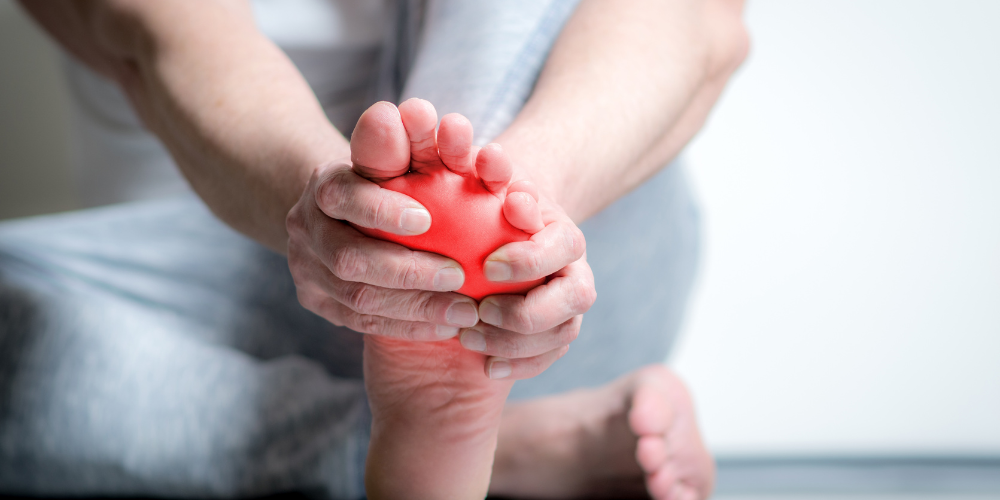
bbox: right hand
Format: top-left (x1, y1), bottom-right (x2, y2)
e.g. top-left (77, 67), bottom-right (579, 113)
top-left (286, 160), bottom-right (483, 340)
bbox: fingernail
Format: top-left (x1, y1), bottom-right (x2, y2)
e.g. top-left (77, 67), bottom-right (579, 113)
top-left (489, 360), bottom-right (512, 379)
top-left (446, 302), bottom-right (479, 327)
top-left (460, 329), bottom-right (487, 352)
top-left (400, 208), bottom-right (431, 234)
top-left (479, 300), bottom-right (502, 327)
top-left (484, 260), bottom-right (512, 282)
top-left (435, 324), bottom-right (459, 339)
top-left (433, 266), bottom-right (464, 291)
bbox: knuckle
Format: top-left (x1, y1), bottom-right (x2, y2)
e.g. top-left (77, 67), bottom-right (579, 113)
top-left (370, 191), bottom-right (395, 229)
top-left (570, 283), bottom-right (597, 314)
top-left (502, 337), bottom-right (526, 359)
top-left (511, 306), bottom-right (535, 333)
top-left (330, 245), bottom-right (367, 281)
top-left (523, 249), bottom-right (545, 278)
top-left (285, 205), bottom-right (306, 236)
top-left (352, 313), bottom-right (384, 335)
top-left (402, 322), bottom-right (431, 341)
top-left (565, 223), bottom-right (586, 259)
top-left (408, 292), bottom-right (437, 321)
top-left (346, 284), bottom-right (381, 315)
top-left (395, 255), bottom-right (425, 289)
top-left (318, 172), bottom-right (349, 215)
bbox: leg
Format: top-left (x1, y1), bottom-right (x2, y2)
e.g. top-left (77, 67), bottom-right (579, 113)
top-left (0, 198), bottom-right (369, 498)
top-left (399, 1), bottom-right (707, 497)
top-left (353, 99), bottom-right (524, 499)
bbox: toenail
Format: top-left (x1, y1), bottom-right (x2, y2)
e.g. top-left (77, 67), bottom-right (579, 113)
top-left (483, 260), bottom-right (512, 282)
top-left (435, 325), bottom-right (459, 339)
top-left (433, 266), bottom-right (464, 291)
top-left (460, 329), bottom-right (487, 352)
top-left (446, 302), bottom-right (479, 327)
top-left (488, 360), bottom-right (512, 380)
top-left (479, 300), bottom-right (502, 327)
top-left (400, 208), bottom-right (431, 234)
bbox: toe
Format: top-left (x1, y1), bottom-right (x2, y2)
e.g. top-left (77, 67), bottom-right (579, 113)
top-left (438, 113), bottom-right (477, 175)
top-left (645, 463), bottom-right (679, 500)
top-left (503, 192), bottom-right (545, 233)
top-left (351, 101), bottom-right (410, 180)
top-left (476, 143), bottom-right (514, 194)
top-left (399, 98), bottom-right (440, 168)
top-left (628, 376), bottom-right (674, 436)
top-left (636, 434), bottom-right (669, 474)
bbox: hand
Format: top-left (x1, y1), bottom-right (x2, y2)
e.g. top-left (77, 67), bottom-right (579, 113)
top-left (286, 160), bottom-right (483, 341)
top-left (462, 169), bottom-right (597, 381)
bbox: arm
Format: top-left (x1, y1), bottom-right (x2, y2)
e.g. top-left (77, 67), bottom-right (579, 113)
top-left (497, 0), bottom-right (749, 221)
top-left (20, 0), bottom-right (483, 342)
top-left (462, 0), bottom-right (748, 372)
top-left (19, 0), bottom-right (341, 252)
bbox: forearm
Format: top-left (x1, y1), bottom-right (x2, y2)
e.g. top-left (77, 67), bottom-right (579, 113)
top-left (495, 0), bottom-right (748, 222)
top-left (20, 0), bottom-right (347, 252)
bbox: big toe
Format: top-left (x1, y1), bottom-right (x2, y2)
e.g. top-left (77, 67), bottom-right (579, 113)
top-left (351, 101), bottom-right (410, 180)
top-left (628, 374), bottom-right (673, 437)
top-left (399, 98), bottom-right (440, 167)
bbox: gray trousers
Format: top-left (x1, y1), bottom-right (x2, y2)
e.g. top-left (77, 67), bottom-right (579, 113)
top-left (0, 1), bottom-right (700, 498)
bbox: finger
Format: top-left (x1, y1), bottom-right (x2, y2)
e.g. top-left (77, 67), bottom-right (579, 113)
top-left (483, 219), bottom-right (585, 282)
top-left (475, 143), bottom-right (513, 194)
top-left (458, 315), bottom-right (580, 358)
top-left (309, 294), bottom-right (462, 341)
top-left (315, 167), bottom-right (431, 235)
top-left (290, 242), bottom-right (478, 329)
top-left (437, 113), bottom-right (477, 175)
top-left (302, 212), bottom-right (466, 292)
top-left (484, 345), bottom-right (570, 380)
top-left (350, 101), bottom-right (410, 180)
top-left (399, 97), bottom-right (440, 169)
top-left (478, 258), bottom-right (595, 332)
top-left (503, 191), bottom-right (544, 234)
top-left (320, 273), bottom-right (480, 328)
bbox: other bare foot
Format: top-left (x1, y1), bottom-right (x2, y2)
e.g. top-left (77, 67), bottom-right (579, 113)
top-left (490, 365), bottom-right (714, 499)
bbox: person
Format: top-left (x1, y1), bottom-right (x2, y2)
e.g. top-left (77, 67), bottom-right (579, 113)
top-left (0, 0), bottom-right (748, 498)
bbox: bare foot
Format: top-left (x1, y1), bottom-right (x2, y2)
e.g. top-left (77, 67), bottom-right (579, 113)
top-left (490, 365), bottom-right (714, 499)
top-left (352, 100), bottom-right (543, 499)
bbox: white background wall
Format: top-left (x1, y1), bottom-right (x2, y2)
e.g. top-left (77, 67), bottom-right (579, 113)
top-left (671, 0), bottom-right (1000, 456)
top-left (1, 0), bottom-right (998, 458)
